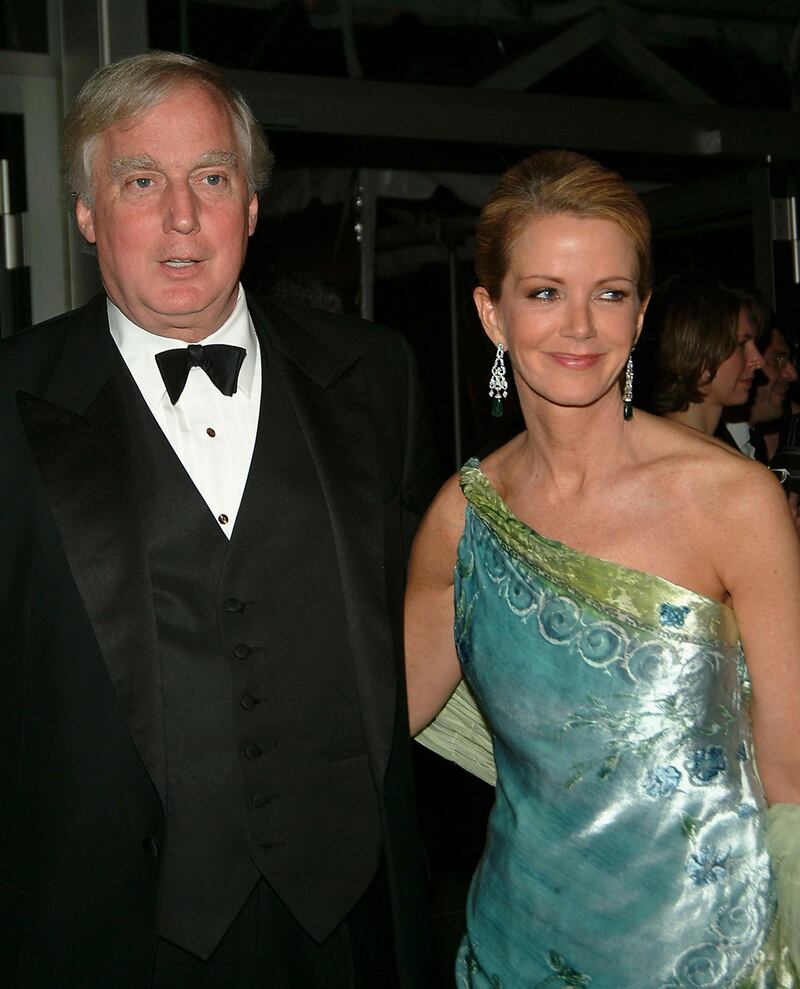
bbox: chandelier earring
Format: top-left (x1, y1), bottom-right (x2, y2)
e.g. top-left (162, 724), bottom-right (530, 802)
top-left (623, 352), bottom-right (634, 421)
top-left (489, 342), bottom-right (508, 418)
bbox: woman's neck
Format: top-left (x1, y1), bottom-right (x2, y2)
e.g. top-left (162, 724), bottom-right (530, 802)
top-left (516, 391), bottom-right (634, 495)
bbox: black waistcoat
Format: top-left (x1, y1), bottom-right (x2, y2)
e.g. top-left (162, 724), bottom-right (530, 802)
top-left (120, 337), bottom-right (383, 960)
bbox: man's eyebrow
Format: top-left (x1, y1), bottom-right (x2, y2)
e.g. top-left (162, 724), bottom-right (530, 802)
top-left (110, 154), bottom-right (159, 176)
top-left (195, 150), bottom-right (239, 170)
top-left (108, 151), bottom-right (239, 177)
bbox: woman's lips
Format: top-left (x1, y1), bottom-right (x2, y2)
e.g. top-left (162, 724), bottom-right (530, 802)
top-left (548, 352), bottom-right (602, 370)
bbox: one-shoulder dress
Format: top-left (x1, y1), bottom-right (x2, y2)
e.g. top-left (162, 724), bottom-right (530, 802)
top-left (451, 459), bottom-right (796, 988)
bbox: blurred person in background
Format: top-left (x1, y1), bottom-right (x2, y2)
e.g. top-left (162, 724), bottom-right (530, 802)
top-left (647, 272), bottom-right (764, 444)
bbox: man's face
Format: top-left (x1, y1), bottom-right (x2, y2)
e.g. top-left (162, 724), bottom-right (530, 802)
top-left (750, 329), bottom-right (798, 425)
top-left (75, 84), bottom-right (258, 341)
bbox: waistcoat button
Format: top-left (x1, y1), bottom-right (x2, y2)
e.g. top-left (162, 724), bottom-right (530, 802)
top-left (224, 597), bottom-right (242, 613)
top-left (252, 792), bottom-right (269, 808)
top-left (233, 643), bottom-right (250, 660)
top-left (245, 743), bottom-right (261, 760)
top-left (142, 837), bottom-right (160, 857)
top-left (240, 694), bottom-right (256, 711)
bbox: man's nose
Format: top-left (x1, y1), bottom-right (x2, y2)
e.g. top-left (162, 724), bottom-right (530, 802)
top-left (783, 359), bottom-right (798, 383)
top-left (163, 183), bottom-right (200, 234)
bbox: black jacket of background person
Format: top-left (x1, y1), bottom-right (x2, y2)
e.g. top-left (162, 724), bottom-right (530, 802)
top-left (0, 290), bottom-right (438, 988)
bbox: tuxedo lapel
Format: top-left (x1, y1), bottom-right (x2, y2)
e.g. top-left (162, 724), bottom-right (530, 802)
top-left (17, 306), bottom-right (165, 803)
top-left (248, 298), bottom-right (397, 782)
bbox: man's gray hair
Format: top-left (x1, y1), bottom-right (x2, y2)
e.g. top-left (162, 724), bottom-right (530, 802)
top-left (63, 50), bottom-right (274, 205)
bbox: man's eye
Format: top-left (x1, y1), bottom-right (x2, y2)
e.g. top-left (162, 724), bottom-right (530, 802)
top-left (132, 177), bottom-right (152, 189)
top-left (204, 174), bottom-right (224, 186)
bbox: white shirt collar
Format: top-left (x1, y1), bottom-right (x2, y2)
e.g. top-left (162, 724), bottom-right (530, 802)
top-left (726, 420), bottom-right (755, 457)
top-left (107, 285), bottom-right (258, 408)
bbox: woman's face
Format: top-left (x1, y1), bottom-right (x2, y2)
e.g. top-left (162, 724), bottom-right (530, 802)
top-left (703, 308), bottom-right (763, 408)
top-left (474, 212), bottom-right (647, 414)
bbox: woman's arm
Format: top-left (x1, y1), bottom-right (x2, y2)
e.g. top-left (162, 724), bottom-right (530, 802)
top-left (404, 473), bottom-right (466, 735)
top-left (717, 463), bottom-right (800, 805)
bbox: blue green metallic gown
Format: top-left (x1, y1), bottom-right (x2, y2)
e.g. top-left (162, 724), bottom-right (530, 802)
top-left (454, 459), bottom-right (796, 988)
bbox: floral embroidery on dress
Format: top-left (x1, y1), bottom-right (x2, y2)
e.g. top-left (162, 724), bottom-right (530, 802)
top-left (682, 815), bottom-right (701, 840)
top-left (460, 941), bottom-right (505, 987)
top-left (660, 603), bottom-right (691, 628)
top-left (644, 765), bottom-right (682, 797)
top-left (687, 845), bottom-right (731, 886)
top-left (685, 746), bottom-right (727, 784)
top-left (533, 952), bottom-right (592, 988)
top-left (558, 691), bottom-right (733, 789)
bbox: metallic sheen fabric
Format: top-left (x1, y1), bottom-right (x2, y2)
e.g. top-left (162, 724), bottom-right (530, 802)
top-left (454, 459), bottom-right (796, 988)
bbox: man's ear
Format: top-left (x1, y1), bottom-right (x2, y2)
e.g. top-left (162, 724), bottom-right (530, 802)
top-left (75, 197), bottom-right (97, 245)
top-left (473, 286), bottom-right (505, 350)
top-left (247, 193), bottom-right (258, 237)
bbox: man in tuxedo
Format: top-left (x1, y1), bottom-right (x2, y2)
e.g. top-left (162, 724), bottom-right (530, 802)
top-left (0, 51), bottom-right (436, 988)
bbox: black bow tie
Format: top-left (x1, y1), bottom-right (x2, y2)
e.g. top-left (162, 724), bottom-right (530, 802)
top-left (155, 344), bottom-right (247, 404)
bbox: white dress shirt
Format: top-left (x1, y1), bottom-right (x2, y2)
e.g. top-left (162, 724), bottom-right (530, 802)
top-left (108, 285), bottom-right (261, 537)
top-left (725, 421), bottom-right (756, 460)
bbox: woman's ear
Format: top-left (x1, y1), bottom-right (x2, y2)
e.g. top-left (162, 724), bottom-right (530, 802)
top-left (473, 286), bottom-right (505, 350)
top-left (634, 290), bottom-right (651, 347)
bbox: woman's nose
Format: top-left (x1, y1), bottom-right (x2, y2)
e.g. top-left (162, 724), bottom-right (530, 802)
top-left (746, 343), bottom-right (764, 369)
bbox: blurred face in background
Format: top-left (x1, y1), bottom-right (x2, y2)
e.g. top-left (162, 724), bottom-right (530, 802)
top-left (703, 308), bottom-right (763, 408)
top-left (749, 329), bottom-right (798, 425)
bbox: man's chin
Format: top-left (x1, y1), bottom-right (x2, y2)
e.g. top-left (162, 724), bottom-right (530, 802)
top-left (130, 293), bottom-right (237, 340)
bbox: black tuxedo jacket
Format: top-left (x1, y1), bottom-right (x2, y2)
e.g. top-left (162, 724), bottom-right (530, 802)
top-left (0, 292), bottom-right (437, 988)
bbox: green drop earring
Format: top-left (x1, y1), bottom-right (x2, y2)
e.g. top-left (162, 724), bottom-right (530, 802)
top-left (623, 352), bottom-right (634, 421)
top-left (489, 342), bottom-right (508, 418)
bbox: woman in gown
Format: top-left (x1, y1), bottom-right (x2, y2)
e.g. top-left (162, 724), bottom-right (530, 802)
top-left (646, 272), bottom-right (764, 437)
top-left (405, 150), bottom-right (800, 988)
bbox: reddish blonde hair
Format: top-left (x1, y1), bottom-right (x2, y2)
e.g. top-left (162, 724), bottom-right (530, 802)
top-left (475, 149), bottom-right (651, 301)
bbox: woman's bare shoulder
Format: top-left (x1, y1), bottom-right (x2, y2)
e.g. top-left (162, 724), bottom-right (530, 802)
top-left (637, 412), bottom-right (760, 470)
top-left (634, 412), bottom-right (785, 516)
top-left (414, 468), bottom-right (469, 557)
top-left (419, 434), bottom-right (530, 550)
top-left (428, 470), bottom-right (467, 521)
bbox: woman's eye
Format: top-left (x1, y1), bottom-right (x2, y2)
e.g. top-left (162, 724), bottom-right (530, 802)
top-left (529, 287), bottom-right (558, 300)
top-left (598, 289), bottom-right (626, 301)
